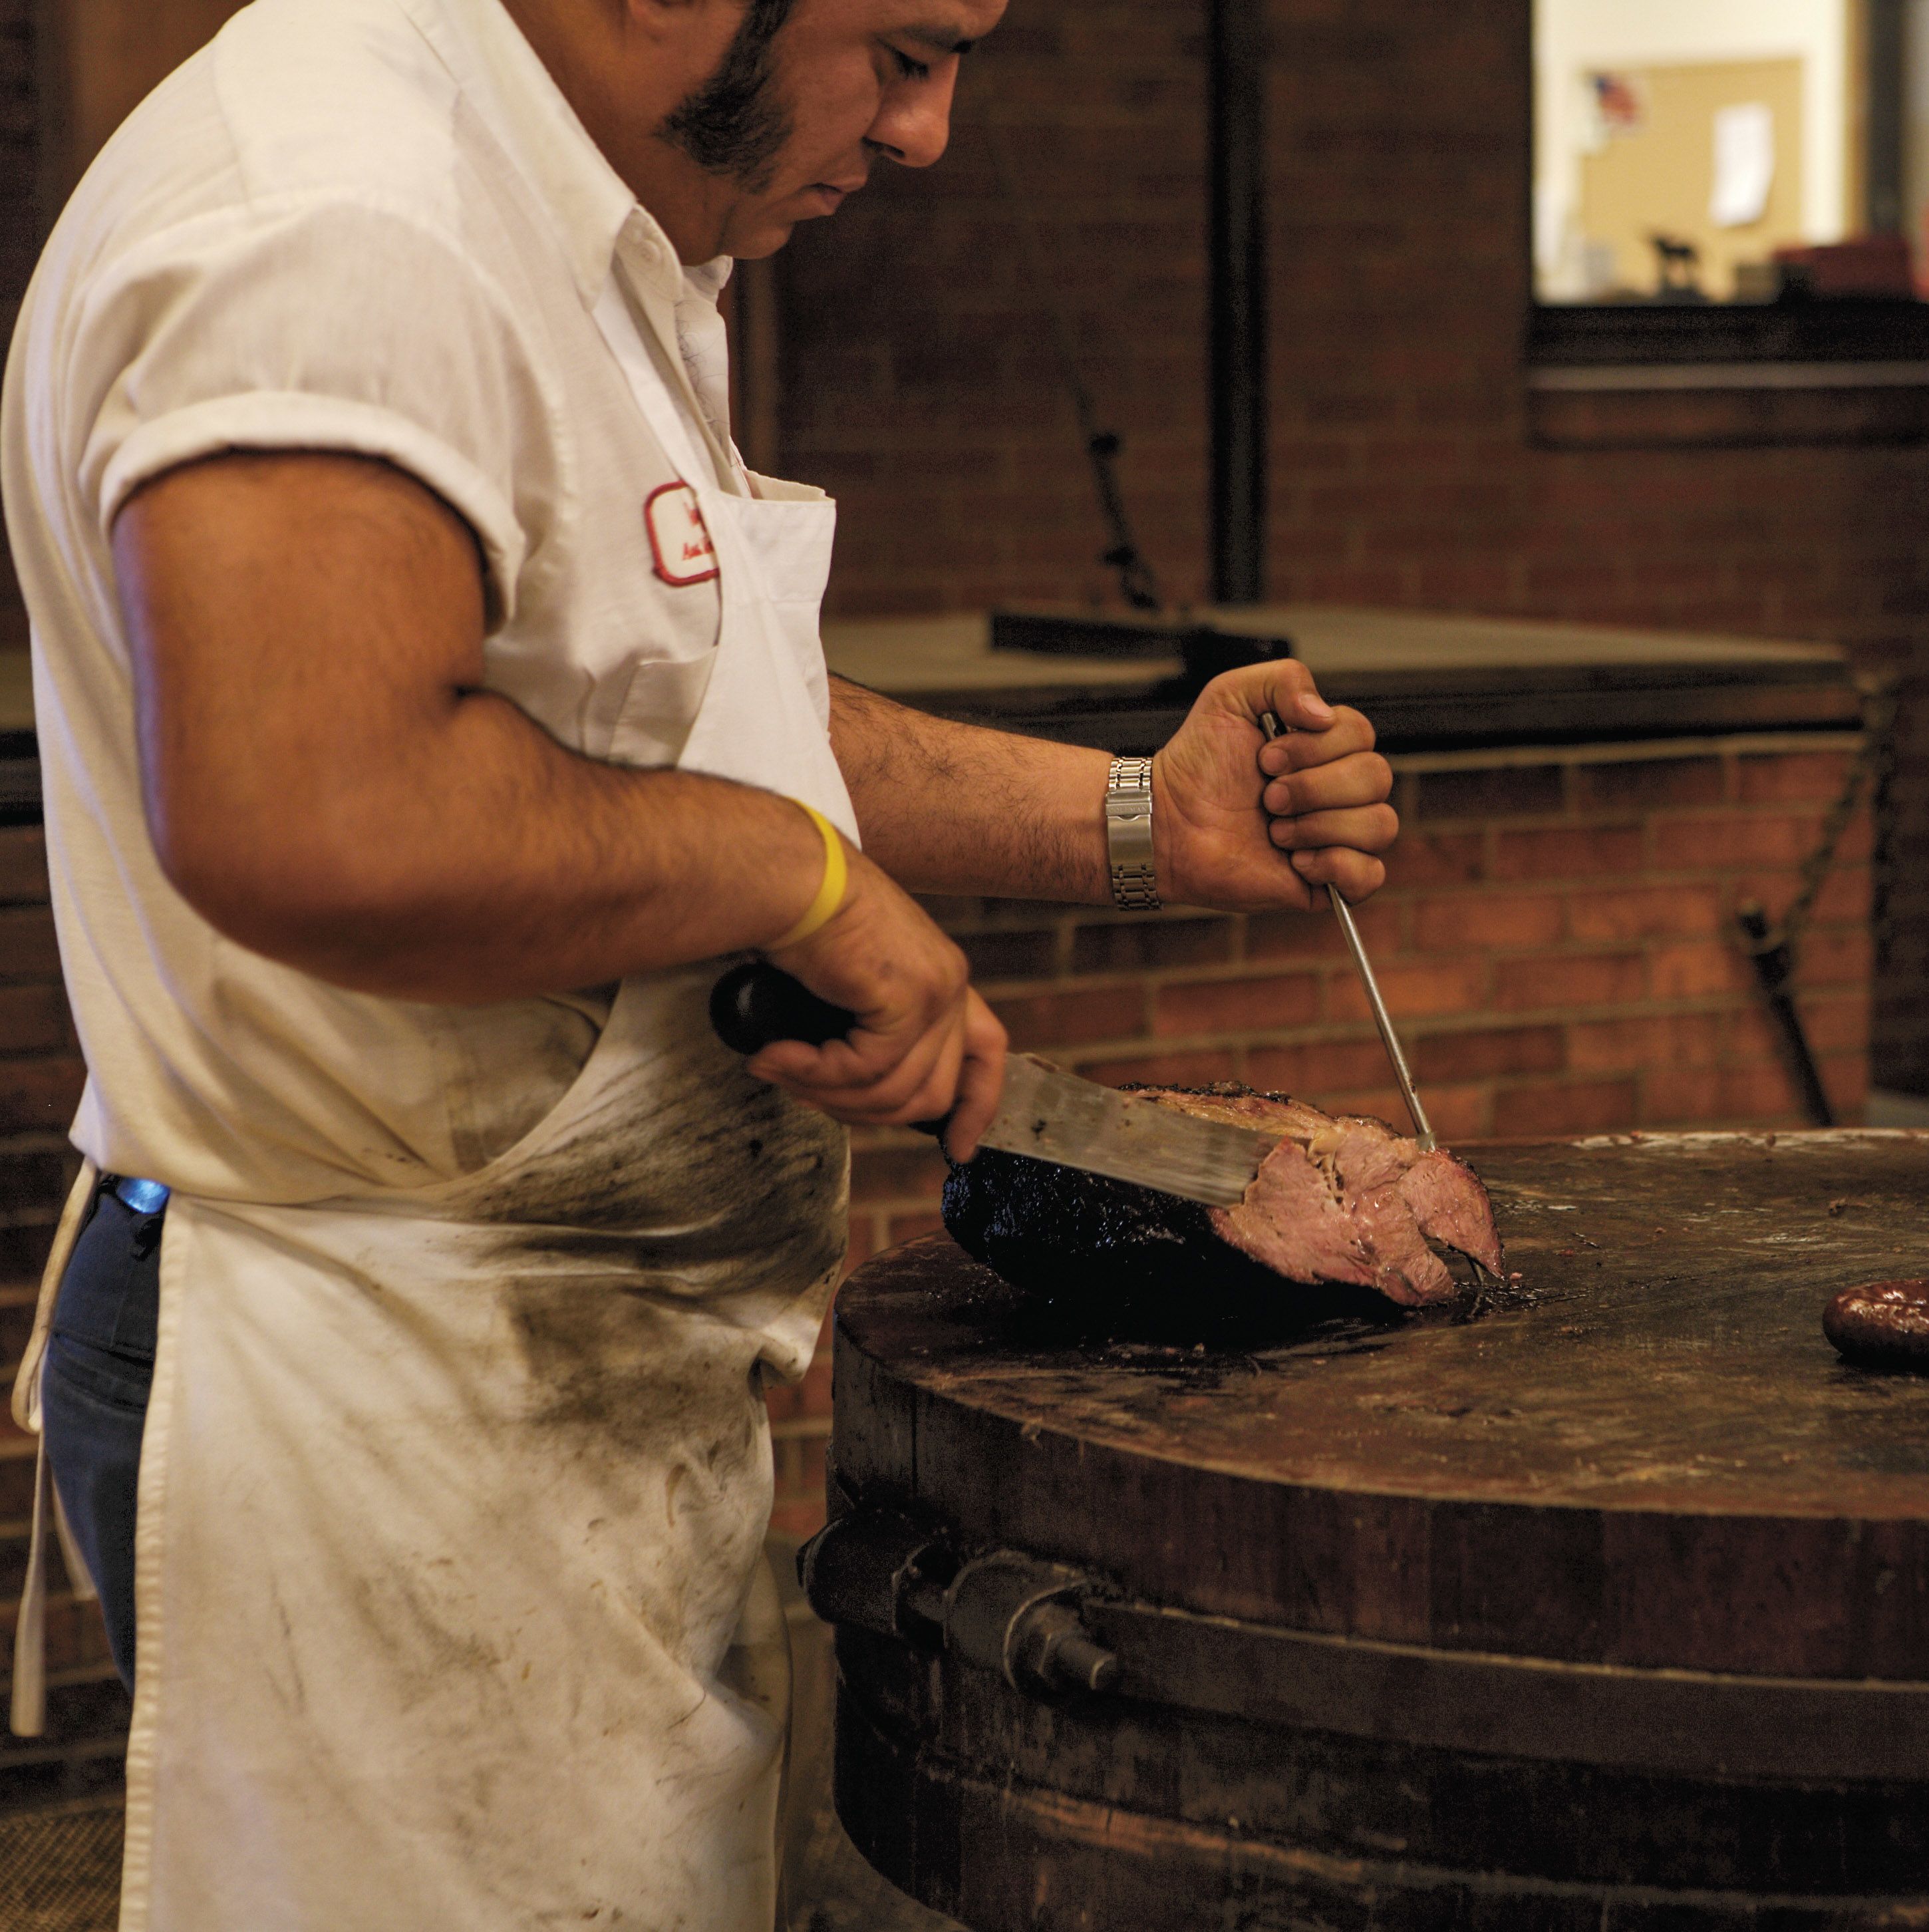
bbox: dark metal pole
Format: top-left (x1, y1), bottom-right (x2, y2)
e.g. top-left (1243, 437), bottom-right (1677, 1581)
top-left (1866, 0), bottom-right (1906, 235)
top-left (1208, 0), bottom-right (1266, 606)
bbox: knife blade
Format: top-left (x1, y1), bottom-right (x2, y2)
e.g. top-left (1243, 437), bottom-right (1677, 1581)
top-left (710, 961), bottom-right (1276, 1208)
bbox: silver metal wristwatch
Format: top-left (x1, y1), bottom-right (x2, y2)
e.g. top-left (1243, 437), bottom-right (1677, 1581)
top-left (1105, 756), bottom-right (1160, 911)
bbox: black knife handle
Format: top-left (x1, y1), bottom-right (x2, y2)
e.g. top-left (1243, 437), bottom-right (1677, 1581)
top-left (710, 961), bottom-right (858, 1055)
top-left (710, 962), bottom-right (952, 1144)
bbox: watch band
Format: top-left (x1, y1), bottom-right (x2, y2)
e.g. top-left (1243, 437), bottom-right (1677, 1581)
top-left (1105, 756), bottom-right (1160, 911)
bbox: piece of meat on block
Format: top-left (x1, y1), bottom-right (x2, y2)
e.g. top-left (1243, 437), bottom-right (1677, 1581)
top-left (943, 1083), bottom-right (1503, 1318)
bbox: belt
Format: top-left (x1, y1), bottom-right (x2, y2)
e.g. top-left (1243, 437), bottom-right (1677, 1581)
top-left (104, 1174), bottom-right (170, 1215)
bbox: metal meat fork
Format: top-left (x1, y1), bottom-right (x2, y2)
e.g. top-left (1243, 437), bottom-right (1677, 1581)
top-left (1261, 712), bottom-right (1435, 1152)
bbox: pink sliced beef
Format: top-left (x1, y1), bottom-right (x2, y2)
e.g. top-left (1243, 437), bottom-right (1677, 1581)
top-left (1127, 1087), bottom-right (1505, 1307)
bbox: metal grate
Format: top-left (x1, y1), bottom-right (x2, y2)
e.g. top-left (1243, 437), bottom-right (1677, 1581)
top-left (0, 1800), bottom-right (122, 1932)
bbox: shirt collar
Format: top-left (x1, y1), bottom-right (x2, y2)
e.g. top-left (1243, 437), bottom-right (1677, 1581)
top-left (400, 0), bottom-right (728, 309)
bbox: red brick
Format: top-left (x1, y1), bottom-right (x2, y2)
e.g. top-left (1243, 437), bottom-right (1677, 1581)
top-left (1735, 752), bottom-right (1855, 805)
top-left (770, 1428), bottom-right (828, 1509)
top-left (886, 1210), bottom-right (947, 1245)
top-left (1410, 1082), bottom-right (1494, 1142)
top-left (0, 1146), bottom-right (70, 1218)
top-left (839, 1215), bottom-right (877, 1279)
top-left (1383, 831), bottom-right (1486, 889)
top-left (1648, 941), bottom-right (1752, 1000)
top-left (1490, 824), bottom-right (1642, 882)
top-left (0, 983), bottom-right (69, 1055)
top-left (957, 927), bottom-right (1060, 982)
top-left (0, 1058), bottom-right (84, 1132)
top-left (764, 1323), bottom-right (834, 1424)
top-left (768, 1497), bottom-right (829, 1541)
top-left (1565, 1013), bottom-right (1729, 1076)
top-left (0, 1221), bottom-right (58, 1285)
top-left (0, 1593), bottom-right (117, 1677)
top-left (1070, 917), bottom-right (1234, 975)
top-left (849, 1138), bottom-right (949, 1204)
top-left (1799, 929), bottom-right (1874, 987)
top-left (1327, 957), bottom-right (1490, 1023)
top-left (1570, 759), bottom-right (1727, 812)
top-left (1245, 897), bottom-right (1403, 963)
top-left (994, 984), bottom-right (1147, 1049)
top-left (0, 828), bottom-right (50, 906)
top-left (1412, 890), bottom-right (1565, 951)
top-left (1076, 1048), bottom-right (1242, 1088)
top-left (1821, 1052), bottom-right (1870, 1117)
top-left (1808, 868), bottom-right (1874, 925)
top-left (1411, 766), bottom-right (1566, 822)
top-left (1649, 813), bottom-right (1821, 870)
top-left (1799, 990), bottom-right (1870, 1054)
top-left (1568, 885), bottom-right (1722, 944)
top-left (1247, 1036), bottom-right (1413, 1094)
top-left (1644, 1062), bottom-right (1801, 1127)
top-left (1493, 949), bottom-right (1646, 1013)
top-left (1492, 1077), bottom-right (1638, 1137)
top-left (0, 907), bottom-right (62, 983)
top-left (1415, 1025), bottom-right (1564, 1082)
top-left (1153, 973), bottom-right (1320, 1037)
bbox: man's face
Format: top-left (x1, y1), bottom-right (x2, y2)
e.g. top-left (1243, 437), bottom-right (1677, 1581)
top-left (668, 0), bottom-right (1008, 259)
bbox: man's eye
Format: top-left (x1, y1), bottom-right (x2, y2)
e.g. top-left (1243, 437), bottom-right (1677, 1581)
top-left (889, 47), bottom-right (932, 80)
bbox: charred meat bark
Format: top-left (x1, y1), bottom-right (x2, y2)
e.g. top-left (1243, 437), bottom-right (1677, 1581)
top-left (943, 1083), bottom-right (1503, 1323)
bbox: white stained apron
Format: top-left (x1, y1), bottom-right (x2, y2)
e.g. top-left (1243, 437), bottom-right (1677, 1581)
top-left (14, 261), bottom-right (859, 1931)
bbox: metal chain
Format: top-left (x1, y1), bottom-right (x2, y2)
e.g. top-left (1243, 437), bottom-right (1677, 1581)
top-left (1752, 682), bottom-right (1896, 964)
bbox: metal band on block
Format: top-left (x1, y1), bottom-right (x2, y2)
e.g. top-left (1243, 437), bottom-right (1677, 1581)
top-left (1106, 756), bottom-right (1159, 911)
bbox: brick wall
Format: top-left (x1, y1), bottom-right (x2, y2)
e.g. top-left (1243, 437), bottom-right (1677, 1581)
top-left (775, 0), bottom-right (1929, 1088)
top-left (769, 732), bottom-right (1874, 1535)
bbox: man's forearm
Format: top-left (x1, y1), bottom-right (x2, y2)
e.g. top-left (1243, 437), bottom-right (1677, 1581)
top-left (830, 677), bottom-right (1112, 902)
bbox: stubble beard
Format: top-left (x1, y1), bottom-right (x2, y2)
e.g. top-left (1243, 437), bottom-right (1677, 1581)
top-left (659, 0), bottom-right (798, 195)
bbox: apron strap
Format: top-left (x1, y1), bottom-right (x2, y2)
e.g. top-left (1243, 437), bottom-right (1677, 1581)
top-left (9, 1160), bottom-right (102, 1738)
top-left (11, 1442), bottom-right (55, 1736)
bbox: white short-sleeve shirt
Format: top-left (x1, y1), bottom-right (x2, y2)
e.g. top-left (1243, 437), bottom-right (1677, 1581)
top-left (3, 0), bottom-right (761, 1199)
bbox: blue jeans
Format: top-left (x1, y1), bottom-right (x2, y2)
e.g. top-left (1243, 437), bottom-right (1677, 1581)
top-left (40, 1178), bottom-right (164, 1690)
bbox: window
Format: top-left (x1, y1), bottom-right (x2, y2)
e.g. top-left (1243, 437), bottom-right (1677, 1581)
top-left (1530, 0), bottom-right (1929, 378)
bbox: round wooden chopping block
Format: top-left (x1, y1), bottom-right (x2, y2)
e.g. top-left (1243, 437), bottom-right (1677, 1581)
top-left (821, 1131), bottom-right (1929, 1931)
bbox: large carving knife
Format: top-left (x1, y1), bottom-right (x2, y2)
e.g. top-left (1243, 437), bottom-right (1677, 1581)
top-left (1261, 711), bottom-right (1435, 1152)
top-left (710, 963), bottom-right (1275, 1208)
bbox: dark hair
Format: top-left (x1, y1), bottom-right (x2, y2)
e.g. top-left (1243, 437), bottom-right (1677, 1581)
top-left (659, 0), bottom-right (802, 191)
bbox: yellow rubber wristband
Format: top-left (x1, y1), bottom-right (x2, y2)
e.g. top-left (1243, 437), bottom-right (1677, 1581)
top-left (769, 804), bottom-right (849, 950)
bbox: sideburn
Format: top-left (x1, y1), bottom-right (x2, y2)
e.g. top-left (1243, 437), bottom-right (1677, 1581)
top-left (659, 0), bottom-right (797, 192)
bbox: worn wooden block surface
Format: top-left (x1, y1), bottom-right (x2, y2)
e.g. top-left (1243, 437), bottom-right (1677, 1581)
top-left (836, 1130), bottom-right (1929, 1675)
top-left (826, 1132), bottom-right (1929, 1927)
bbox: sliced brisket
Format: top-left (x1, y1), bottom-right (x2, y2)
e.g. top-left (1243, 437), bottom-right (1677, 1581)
top-left (943, 1082), bottom-right (1503, 1321)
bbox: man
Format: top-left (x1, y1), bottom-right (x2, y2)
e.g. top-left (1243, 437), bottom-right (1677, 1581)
top-left (2, 0), bottom-right (1397, 1922)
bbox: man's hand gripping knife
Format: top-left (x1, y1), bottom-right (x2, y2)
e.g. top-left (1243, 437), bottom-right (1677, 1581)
top-left (746, 802), bottom-right (1009, 1162)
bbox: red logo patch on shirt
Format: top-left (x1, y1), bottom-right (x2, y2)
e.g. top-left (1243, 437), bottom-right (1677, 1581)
top-left (645, 482), bottom-right (720, 587)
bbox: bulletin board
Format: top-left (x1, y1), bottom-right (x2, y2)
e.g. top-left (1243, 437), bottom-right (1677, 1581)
top-left (1578, 57), bottom-right (1807, 301)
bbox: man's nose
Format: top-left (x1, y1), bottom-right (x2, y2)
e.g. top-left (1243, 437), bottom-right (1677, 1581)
top-left (868, 69), bottom-right (961, 170)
